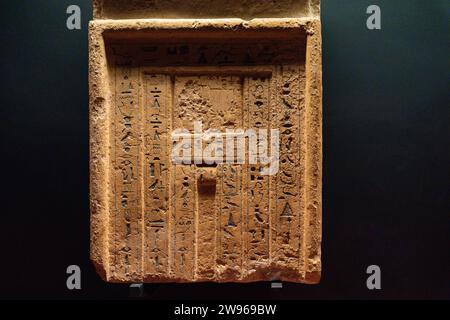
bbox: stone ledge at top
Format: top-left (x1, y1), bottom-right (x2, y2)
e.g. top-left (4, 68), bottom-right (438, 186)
top-left (93, 0), bottom-right (320, 20)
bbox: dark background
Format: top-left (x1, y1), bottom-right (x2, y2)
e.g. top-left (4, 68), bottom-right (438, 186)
top-left (0, 0), bottom-right (448, 299)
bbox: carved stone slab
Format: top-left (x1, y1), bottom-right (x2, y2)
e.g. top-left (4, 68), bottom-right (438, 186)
top-left (89, 1), bottom-right (322, 283)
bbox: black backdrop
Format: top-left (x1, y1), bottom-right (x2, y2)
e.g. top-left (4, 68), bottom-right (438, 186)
top-left (0, 0), bottom-right (448, 299)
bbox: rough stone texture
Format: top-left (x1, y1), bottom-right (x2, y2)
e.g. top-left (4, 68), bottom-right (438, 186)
top-left (93, 0), bottom-right (319, 20)
top-left (90, 1), bottom-right (322, 283)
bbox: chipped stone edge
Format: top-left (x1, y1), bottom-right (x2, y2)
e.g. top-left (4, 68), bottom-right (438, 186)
top-left (304, 19), bottom-right (322, 284)
top-left (89, 18), bottom-right (322, 283)
top-left (90, 17), bottom-right (314, 33)
top-left (89, 20), bottom-right (111, 282)
top-left (93, 0), bottom-right (320, 20)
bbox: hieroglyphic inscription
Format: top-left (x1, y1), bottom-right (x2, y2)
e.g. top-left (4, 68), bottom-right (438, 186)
top-left (111, 66), bottom-right (306, 281)
top-left (271, 65), bottom-right (304, 270)
top-left (136, 41), bottom-right (304, 67)
top-left (113, 62), bottom-right (142, 280)
top-left (218, 164), bottom-right (243, 279)
top-left (105, 37), bottom-right (314, 282)
top-left (245, 77), bottom-right (271, 272)
top-left (143, 74), bottom-right (170, 277)
top-left (173, 165), bottom-right (195, 280)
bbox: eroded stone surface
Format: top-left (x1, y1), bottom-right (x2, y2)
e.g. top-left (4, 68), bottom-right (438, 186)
top-left (89, 2), bottom-right (322, 284)
top-left (93, 0), bottom-right (319, 20)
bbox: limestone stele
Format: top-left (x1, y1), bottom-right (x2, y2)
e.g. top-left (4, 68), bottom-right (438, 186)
top-left (89, 0), bottom-right (322, 283)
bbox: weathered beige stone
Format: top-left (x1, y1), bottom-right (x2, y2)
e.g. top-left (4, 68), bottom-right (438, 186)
top-left (90, 1), bottom-right (322, 283)
top-left (93, 0), bottom-right (320, 19)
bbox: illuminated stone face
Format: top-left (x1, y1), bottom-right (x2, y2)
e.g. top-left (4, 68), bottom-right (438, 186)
top-left (89, 1), bottom-right (322, 283)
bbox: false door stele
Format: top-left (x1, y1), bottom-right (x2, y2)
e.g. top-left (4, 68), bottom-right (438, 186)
top-left (89, 23), bottom-right (322, 284)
